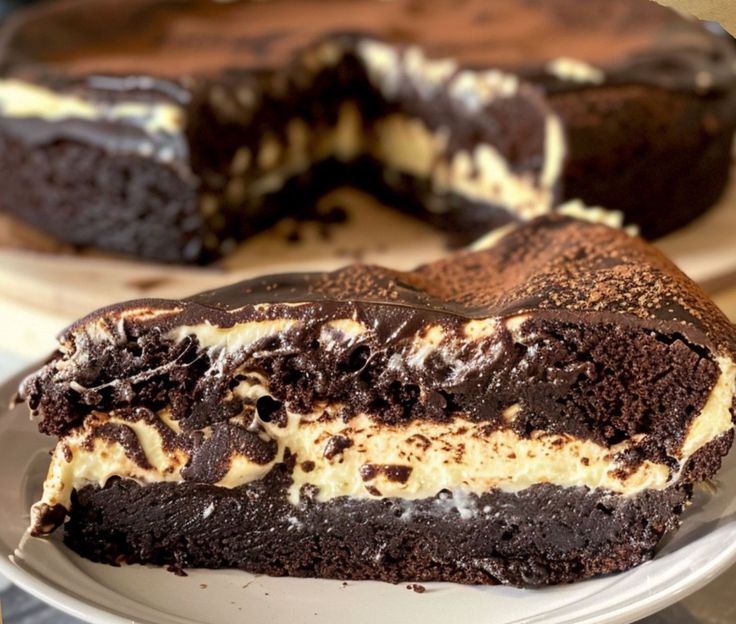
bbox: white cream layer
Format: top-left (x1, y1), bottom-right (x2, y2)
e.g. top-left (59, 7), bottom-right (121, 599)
top-left (208, 102), bottom-right (560, 224)
top-left (545, 57), bottom-right (605, 84)
top-left (0, 79), bottom-right (185, 164)
top-left (0, 79), bottom-right (185, 134)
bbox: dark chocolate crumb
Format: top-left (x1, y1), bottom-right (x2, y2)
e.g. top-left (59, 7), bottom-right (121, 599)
top-left (323, 434), bottom-right (353, 460)
top-left (181, 423), bottom-right (277, 483)
top-left (364, 485), bottom-right (382, 496)
top-left (359, 463), bottom-right (412, 483)
top-left (359, 464), bottom-right (379, 481)
top-left (256, 395), bottom-right (284, 424)
top-left (406, 434), bottom-right (431, 451)
top-left (383, 465), bottom-right (412, 483)
top-left (407, 583), bottom-right (426, 593)
top-left (166, 564), bottom-right (188, 577)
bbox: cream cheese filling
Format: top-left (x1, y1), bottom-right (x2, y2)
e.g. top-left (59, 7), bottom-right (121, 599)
top-left (680, 356), bottom-right (736, 458)
top-left (31, 355), bottom-right (736, 530)
top-left (278, 411), bottom-right (672, 503)
top-left (167, 318), bottom-right (302, 352)
top-left (213, 102), bottom-right (558, 221)
top-left (0, 79), bottom-right (185, 137)
top-left (545, 57), bottom-right (605, 84)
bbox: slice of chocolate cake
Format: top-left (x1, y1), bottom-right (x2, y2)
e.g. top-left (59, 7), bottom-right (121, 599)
top-left (20, 214), bottom-right (736, 586)
top-left (1, 0), bottom-right (735, 262)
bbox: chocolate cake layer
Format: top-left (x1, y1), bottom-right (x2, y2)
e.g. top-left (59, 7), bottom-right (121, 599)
top-left (62, 433), bottom-right (729, 587)
top-left (1, 0), bottom-right (735, 262)
top-left (65, 471), bottom-right (687, 587)
top-left (21, 215), bottom-right (736, 584)
top-left (20, 308), bottom-right (724, 454)
top-left (21, 214), bottom-right (736, 438)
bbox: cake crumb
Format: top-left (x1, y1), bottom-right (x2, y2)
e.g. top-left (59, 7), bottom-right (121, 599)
top-left (406, 583), bottom-right (426, 593)
top-left (199, 583), bottom-right (208, 589)
top-left (166, 564), bottom-right (187, 577)
top-left (126, 276), bottom-right (169, 292)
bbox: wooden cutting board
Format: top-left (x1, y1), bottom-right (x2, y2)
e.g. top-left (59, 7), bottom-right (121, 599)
top-left (1, 183), bottom-right (735, 360)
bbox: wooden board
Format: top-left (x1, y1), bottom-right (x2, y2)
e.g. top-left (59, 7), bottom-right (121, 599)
top-left (0, 183), bottom-right (735, 360)
top-left (653, 1), bottom-right (736, 36)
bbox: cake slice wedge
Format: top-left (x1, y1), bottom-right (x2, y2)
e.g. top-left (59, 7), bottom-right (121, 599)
top-left (20, 214), bottom-right (736, 586)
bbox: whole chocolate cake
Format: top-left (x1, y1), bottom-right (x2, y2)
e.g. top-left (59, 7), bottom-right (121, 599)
top-left (21, 214), bottom-right (736, 586)
top-left (1, 0), bottom-right (735, 262)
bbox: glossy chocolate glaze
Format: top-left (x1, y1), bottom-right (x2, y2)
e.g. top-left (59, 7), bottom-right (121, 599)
top-left (124, 214), bottom-right (736, 351)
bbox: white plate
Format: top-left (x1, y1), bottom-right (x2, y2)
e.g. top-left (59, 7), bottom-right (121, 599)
top-left (2, 368), bottom-right (736, 624)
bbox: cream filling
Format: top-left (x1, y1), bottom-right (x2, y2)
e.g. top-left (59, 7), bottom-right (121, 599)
top-left (31, 354), bottom-right (736, 530)
top-left (0, 79), bottom-right (185, 137)
top-left (680, 356), bottom-right (736, 458)
top-left (279, 412), bottom-right (672, 503)
top-left (546, 58), bottom-right (605, 84)
top-left (355, 39), bottom-right (561, 214)
top-left (372, 114), bottom-right (558, 219)
top-left (36, 412), bottom-right (189, 518)
top-left (212, 102), bottom-right (559, 221)
top-left (167, 318), bottom-right (302, 353)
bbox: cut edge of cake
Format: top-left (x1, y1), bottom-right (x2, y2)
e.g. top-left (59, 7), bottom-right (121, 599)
top-left (18, 214), bottom-right (736, 585)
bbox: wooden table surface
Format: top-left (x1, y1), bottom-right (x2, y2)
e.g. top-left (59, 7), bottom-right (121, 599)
top-left (1, 182), bottom-right (736, 361)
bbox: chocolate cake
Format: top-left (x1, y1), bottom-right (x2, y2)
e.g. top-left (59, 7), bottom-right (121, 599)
top-left (21, 214), bottom-right (736, 586)
top-left (1, 0), bottom-right (735, 263)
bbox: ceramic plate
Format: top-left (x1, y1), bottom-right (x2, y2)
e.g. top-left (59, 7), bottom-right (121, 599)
top-left (2, 368), bottom-right (736, 624)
